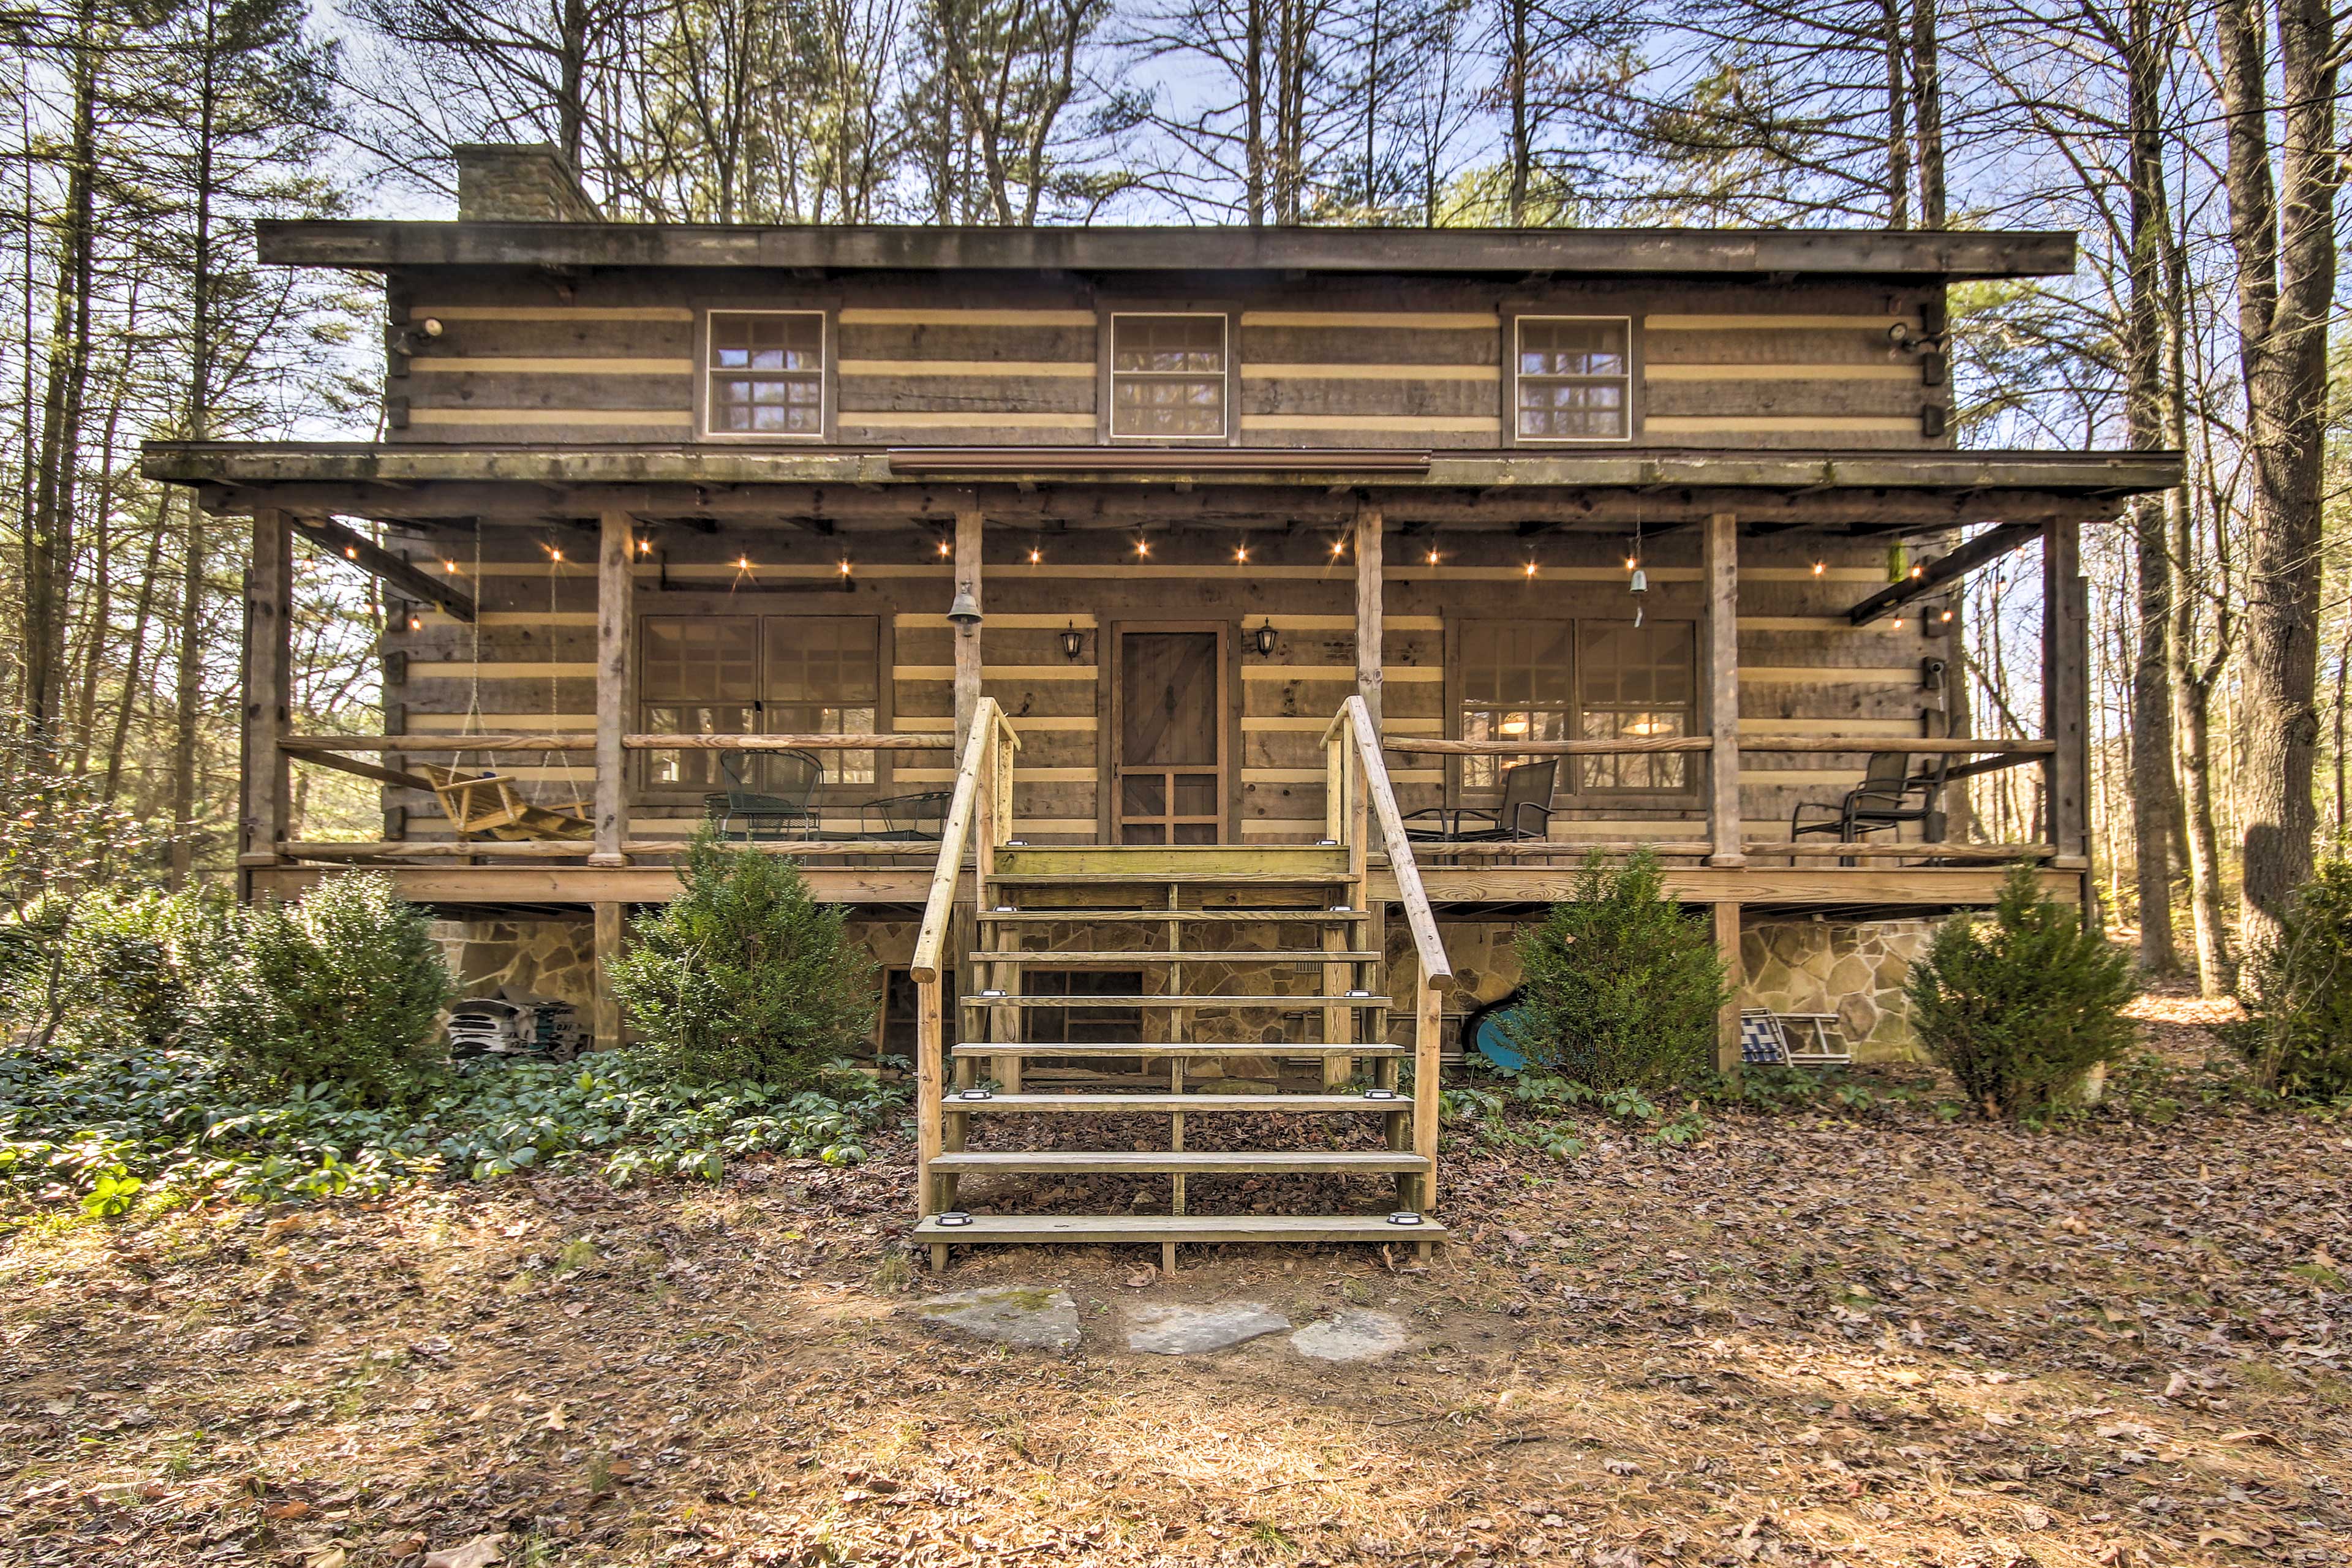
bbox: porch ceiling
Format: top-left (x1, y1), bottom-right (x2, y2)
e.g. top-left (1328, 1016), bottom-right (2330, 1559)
top-left (143, 441), bottom-right (2180, 536)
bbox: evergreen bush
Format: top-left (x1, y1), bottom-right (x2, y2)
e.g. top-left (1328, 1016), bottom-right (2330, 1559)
top-left (54, 888), bottom-right (235, 1055)
top-left (2225, 859), bottom-right (2352, 1099)
top-left (1507, 848), bottom-right (1727, 1095)
top-left (1906, 861), bottom-right (2135, 1119)
top-left (209, 873), bottom-right (453, 1104)
top-left (608, 830), bottom-right (876, 1087)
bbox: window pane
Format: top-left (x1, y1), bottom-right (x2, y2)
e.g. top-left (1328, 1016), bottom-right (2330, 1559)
top-left (763, 617), bottom-right (878, 783)
top-left (1458, 620), bottom-right (1571, 789)
top-left (1577, 620), bottom-right (1694, 792)
top-left (1112, 315), bottom-right (1227, 437)
top-left (1516, 318), bottom-right (1630, 440)
top-left (708, 312), bottom-right (824, 435)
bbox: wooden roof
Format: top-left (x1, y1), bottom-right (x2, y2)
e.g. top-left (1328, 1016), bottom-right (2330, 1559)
top-left (255, 222), bottom-right (2075, 281)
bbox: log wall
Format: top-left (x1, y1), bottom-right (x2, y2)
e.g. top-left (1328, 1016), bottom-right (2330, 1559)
top-left (385, 273), bottom-right (1947, 451)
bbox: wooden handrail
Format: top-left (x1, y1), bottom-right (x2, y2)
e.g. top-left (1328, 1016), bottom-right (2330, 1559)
top-left (1340, 696), bottom-right (1451, 987)
top-left (281, 733), bottom-right (954, 753)
top-left (1381, 734), bottom-right (2054, 756)
top-left (911, 699), bottom-right (1001, 984)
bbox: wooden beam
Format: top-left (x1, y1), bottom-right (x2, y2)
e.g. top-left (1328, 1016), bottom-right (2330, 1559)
top-left (1846, 521), bottom-right (2037, 625)
top-left (1714, 902), bottom-right (1743, 1076)
top-left (2043, 517), bottom-right (2090, 865)
top-left (1355, 506), bottom-right (1384, 732)
top-left (239, 510), bottom-right (294, 882)
top-left (1704, 511), bottom-right (1743, 867)
top-left (592, 510), bottom-right (634, 867)
top-left (593, 902), bottom-right (624, 1050)
top-left (289, 512), bottom-right (477, 622)
top-left (952, 507), bottom-right (983, 754)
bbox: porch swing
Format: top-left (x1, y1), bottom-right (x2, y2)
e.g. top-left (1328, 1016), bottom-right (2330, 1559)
top-left (421, 525), bottom-right (594, 843)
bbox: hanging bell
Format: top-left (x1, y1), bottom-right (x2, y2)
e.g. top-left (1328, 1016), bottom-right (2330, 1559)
top-left (946, 583), bottom-right (982, 628)
top-left (1628, 565), bottom-right (1648, 627)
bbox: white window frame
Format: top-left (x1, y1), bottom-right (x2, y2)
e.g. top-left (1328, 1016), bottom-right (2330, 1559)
top-left (1107, 311), bottom-right (1231, 442)
top-left (701, 308), bottom-right (830, 441)
top-left (1510, 314), bottom-right (1635, 445)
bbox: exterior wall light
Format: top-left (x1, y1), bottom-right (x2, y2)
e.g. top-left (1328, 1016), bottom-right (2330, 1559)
top-left (1060, 624), bottom-right (1084, 660)
top-left (1251, 620), bottom-right (1278, 657)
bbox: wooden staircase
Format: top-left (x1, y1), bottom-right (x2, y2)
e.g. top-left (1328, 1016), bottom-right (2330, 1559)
top-left (909, 699), bottom-right (1453, 1272)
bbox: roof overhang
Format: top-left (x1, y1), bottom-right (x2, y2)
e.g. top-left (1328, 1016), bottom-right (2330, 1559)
top-left (257, 221), bottom-right (2076, 281)
top-left (141, 442), bottom-right (2180, 534)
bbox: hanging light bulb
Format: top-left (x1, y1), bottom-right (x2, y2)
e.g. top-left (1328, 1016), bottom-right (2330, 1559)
top-left (1331, 538), bottom-right (1346, 557)
top-left (937, 538), bottom-right (951, 557)
top-left (736, 554), bottom-right (751, 570)
top-left (548, 546), bottom-right (563, 562)
top-left (442, 559), bottom-right (458, 573)
top-left (1426, 546), bottom-right (1441, 565)
top-left (838, 558), bottom-right (853, 576)
top-left (1235, 543), bottom-right (1250, 564)
top-left (1135, 537), bottom-right (1150, 557)
top-left (1812, 559), bottom-right (1826, 576)
top-left (408, 615), bottom-right (423, 631)
top-left (1028, 546), bottom-right (1042, 565)
top-left (638, 538), bottom-right (654, 555)
top-left (1624, 552), bottom-right (1638, 571)
top-left (1523, 560), bottom-right (1538, 578)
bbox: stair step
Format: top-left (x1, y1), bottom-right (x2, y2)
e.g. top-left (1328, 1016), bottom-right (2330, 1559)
top-left (963, 993), bottom-right (1389, 1008)
top-left (980, 909), bottom-right (1366, 924)
top-left (949, 1041), bottom-right (1406, 1060)
top-left (967, 950), bottom-right (1381, 964)
top-left (911, 1213), bottom-right (1449, 1245)
top-left (944, 1092), bottom-right (1406, 1114)
top-left (989, 872), bottom-right (1348, 886)
top-left (929, 1150), bottom-right (1428, 1175)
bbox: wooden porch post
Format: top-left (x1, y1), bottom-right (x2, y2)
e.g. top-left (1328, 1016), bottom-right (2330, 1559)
top-left (1703, 511), bottom-right (1744, 866)
top-left (238, 508), bottom-right (293, 895)
top-left (591, 510), bottom-right (635, 867)
top-left (2042, 516), bottom-right (2090, 870)
top-left (953, 507), bottom-right (984, 754)
top-left (592, 900), bottom-right (624, 1052)
top-left (1354, 507), bottom-right (1384, 733)
top-left (1714, 900), bottom-right (1743, 1075)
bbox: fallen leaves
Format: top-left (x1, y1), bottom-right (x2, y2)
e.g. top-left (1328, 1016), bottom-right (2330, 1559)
top-left (422, 1531), bottom-right (507, 1568)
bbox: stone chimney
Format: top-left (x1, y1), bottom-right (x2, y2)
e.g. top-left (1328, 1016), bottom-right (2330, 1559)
top-left (453, 143), bottom-right (600, 222)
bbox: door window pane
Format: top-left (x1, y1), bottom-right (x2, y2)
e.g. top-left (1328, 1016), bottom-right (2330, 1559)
top-left (638, 615), bottom-right (878, 791)
top-left (640, 618), bottom-right (758, 788)
top-left (1458, 622), bottom-right (1572, 789)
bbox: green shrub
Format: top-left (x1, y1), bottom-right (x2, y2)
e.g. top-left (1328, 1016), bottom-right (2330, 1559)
top-left (52, 888), bottom-right (235, 1055)
top-left (2226, 859), bottom-right (2352, 1099)
top-left (1507, 848), bottom-right (1727, 1095)
top-left (209, 873), bottom-right (453, 1104)
top-left (608, 830), bottom-right (876, 1087)
top-left (1906, 861), bottom-right (2135, 1119)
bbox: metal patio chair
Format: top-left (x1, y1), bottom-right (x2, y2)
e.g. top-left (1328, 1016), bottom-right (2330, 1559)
top-left (1403, 758), bottom-right (1559, 843)
top-left (1788, 750), bottom-right (1950, 863)
top-left (704, 748), bottom-right (825, 842)
top-left (856, 790), bottom-right (954, 842)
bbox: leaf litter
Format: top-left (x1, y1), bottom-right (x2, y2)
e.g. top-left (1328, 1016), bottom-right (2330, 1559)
top-left (0, 998), bottom-right (2343, 1567)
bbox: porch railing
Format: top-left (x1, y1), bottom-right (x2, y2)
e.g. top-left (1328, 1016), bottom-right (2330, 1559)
top-left (1378, 732), bottom-right (2062, 864)
top-left (1325, 695), bottom-right (1453, 1204)
top-left (909, 698), bottom-right (1019, 1218)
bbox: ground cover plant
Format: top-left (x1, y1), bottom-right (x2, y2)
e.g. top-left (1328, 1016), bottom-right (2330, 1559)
top-left (0, 990), bottom-right (2340, 1568)
top-left (608, 831), bottom-right (878, 1087)
top-left (1508, 848), bottom-right (1727, 1095)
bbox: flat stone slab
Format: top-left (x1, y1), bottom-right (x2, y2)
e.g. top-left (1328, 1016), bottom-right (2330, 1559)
top-left (1291, 1308), bottom-right (1411, 1362)
top-left (912, 1286), bottom-right (1081, 1352)
top-left (1125, 1301), bottom-right (1291, 1355)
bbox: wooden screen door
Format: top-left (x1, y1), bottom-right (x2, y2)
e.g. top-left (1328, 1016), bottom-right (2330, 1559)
top-left (1113, 627), bottom-right (1227, 844)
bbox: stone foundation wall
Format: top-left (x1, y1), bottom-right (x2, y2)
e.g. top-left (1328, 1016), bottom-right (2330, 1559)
top-left (1395, 914), bottom-right (1932, 1063)
top-left (435, 919), bottom-right (598, 1009)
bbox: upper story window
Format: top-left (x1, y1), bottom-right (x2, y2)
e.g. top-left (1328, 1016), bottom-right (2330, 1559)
top-left (707, 311), bottom-right (825, 437)
top-left (1110, 313), bottom-right (1227, 439)
top-left (1458, 618), bottom-right (1693, 795)
top-left (1514, 316), bottom-right (1631, 442)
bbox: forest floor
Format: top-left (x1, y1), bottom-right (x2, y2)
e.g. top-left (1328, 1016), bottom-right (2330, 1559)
top-left (1, 992), bottom-right (2345, 1568)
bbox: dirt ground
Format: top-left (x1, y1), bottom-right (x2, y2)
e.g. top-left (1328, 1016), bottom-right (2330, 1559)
top-left (1, 996), bottom-right (2345, 1568)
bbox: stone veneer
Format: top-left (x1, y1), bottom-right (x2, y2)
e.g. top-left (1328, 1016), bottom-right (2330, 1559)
top-left (1388, 916), bottom-right (1933, 1062)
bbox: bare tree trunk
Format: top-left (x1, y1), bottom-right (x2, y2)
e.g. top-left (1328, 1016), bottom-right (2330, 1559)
top-left (1504, 0), bottom-right (1529, 223)
top-left (1909, 0), bottom-right (1943, 227)
top-left (102, 496), bottom-right (169, 804)
top-left (2124, 0), bottom-right (2179, 972)
top-left (2215, 0), bottom-right (2336, 962)
top-left (1245, 0), bottom-right (1267, 223)
top-left (1881, 0), bottom-right (1910, 228)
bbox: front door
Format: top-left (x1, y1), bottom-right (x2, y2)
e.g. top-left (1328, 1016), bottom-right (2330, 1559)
top-left (1112, 627), bottom-right (1227, 844)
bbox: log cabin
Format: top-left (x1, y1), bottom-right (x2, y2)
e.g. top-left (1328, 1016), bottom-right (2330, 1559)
top-left (143, 143), bottom-right (2179, 1266)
